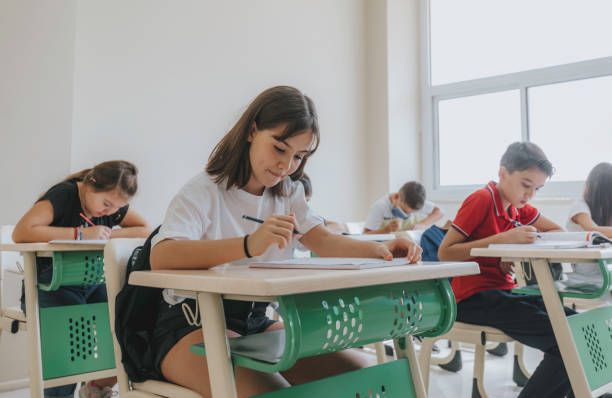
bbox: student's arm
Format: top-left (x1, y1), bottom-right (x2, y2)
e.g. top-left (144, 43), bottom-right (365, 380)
top-left (151, 214), bottom-right (299, 270)
top-left (324, 219), bottom-right (348, 234)
top-left (12, 201), bottom-right (111, 242)
top-left (301, 224), bottom-right (421, 262)
top-left (413, 206), bottom-right (444, 230)
top-left (571, 213), bottom-right (612, 238)
top-left (531, 215), bottom-right (563, 233)
top-left (438, 226), bottom-right (538, 261)
top-left (110, 208), bottom-right (151, 238)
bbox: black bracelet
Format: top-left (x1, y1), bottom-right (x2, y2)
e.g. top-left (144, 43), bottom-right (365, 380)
top-left (243, 234), bottom-right (252, 258)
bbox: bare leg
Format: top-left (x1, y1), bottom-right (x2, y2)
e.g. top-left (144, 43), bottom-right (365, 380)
top-left (161, 329), bottom-right (290, 398)
top-left (264, 322), bottom-right (367, 386)
top-left (93, 376), bottom-right (116, 388)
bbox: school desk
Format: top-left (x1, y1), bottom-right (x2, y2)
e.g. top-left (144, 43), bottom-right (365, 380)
top-left (129, 260), bottom-right (479, 398)
top-left (0, 242), bottom-right (114, 398)
top-left (471, 247), bottom-right (612, 398)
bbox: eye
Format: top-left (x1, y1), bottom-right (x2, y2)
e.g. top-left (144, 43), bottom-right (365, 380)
top-left (522, 183), bottom-right (530, 189)
top-left (274, 146), bottom-right (285, 154)
top-left (294, 155), bottom-right (304, 161)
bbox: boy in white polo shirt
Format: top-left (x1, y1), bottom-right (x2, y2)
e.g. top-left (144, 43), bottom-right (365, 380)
top-left (363, 181), bottom-right (443, 234)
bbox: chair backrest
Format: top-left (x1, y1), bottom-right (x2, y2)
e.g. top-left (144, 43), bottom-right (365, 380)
top-left (0, 225), bottom-right (21, 274)
top-left (0, 225), bottom-right (23, 310)
top-left (103, 238), bottom-right (145, 394)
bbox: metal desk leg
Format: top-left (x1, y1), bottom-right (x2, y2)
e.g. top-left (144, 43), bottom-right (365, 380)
top-left (197, 292), bottom-right (238, 398)
top-left (394, 337), bottom-right (427, 398)
top-left (23, 252), bottom-right (43, 398)
top-left (531, 258), bottom-right (592, 398)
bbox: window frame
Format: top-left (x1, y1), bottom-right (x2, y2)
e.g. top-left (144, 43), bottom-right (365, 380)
top-left (420, 0), bottom-right (612, 201)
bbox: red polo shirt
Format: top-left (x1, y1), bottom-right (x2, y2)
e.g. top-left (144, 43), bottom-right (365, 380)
top-left (451, 181), bottom-right (540, 302)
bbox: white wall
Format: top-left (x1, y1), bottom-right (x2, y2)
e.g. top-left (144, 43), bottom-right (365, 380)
top-left (71, 0), bottom-right (369, 226)
top-left (0, 1), bottom-right (76, 226)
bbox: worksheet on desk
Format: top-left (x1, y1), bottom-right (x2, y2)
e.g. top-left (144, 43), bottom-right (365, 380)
top-left (250, 257), bottom-right (411, 270)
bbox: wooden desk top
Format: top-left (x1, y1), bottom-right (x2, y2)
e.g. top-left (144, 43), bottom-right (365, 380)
top-left (471, 247), bottom-right (612, 260)
top-left (129, 261), bottom-right (479, 296)
top-left (0, 242), bottom-right (106, 252)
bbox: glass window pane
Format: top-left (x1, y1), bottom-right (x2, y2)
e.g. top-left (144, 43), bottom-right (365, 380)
top-left (529, 76), bottom-right (612, 182)
top-left (431, 0), bottom-right (612, 85)
top-left (439, 90), bottom-right (521, 186)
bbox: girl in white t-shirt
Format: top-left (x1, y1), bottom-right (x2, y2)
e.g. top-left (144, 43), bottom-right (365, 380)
top-left (565, 162), bottom-right (612, 296)
top-left (149, 86), bottom-right (422, 397)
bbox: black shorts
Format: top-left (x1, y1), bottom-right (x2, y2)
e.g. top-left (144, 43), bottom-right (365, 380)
top-left (152, 297), bottom-right (276, 378)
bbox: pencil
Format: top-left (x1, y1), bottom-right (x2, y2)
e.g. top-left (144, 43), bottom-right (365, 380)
top-left (79, 212), bottom-right (96, 227)
top-left (242, 214), bottom-right (301, 235)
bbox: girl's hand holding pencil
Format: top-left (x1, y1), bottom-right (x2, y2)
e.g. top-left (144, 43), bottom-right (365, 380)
top-left (243, 214), bottom-right (300, 255)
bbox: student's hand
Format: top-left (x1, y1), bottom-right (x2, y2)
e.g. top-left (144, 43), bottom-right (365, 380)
top-left (500, 225), bottom-right (538, 244)
top-left (247, 214), bottom-right (298, 256)
top-left (81, 225), bottom-right (111, 240)
top-left (499, 261), bottom-right (515, 275)
top-left (385, 218), bottom-right (401, 232)
top-left (377, 238), bottom-right (422, 263)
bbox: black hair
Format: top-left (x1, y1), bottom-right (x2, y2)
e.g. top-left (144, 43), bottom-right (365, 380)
top-left (500, 142), bottom-right (554, 177)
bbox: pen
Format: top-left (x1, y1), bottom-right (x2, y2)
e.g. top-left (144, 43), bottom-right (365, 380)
top-left (510, 218), bottom-right (541, 237)
top-left (242, 215), bottom-right (301, 235)
top-left (79, 212), bottom-right (96, 227)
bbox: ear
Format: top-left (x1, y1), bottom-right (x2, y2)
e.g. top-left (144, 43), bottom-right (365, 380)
top-left (247, 122), bottom-right (257, 143)
top-left (498, 166), bottom-right (508, 181)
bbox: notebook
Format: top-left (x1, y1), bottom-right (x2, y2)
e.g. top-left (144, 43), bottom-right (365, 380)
top-left (249, 257), bottom-right (412, 270)
top-left (49, 239), bottom-right (108, 245)
top-left (488, 231), bottom-right (612, 250)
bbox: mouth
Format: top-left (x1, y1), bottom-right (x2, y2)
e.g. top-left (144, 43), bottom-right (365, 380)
top-left (267, 170), bottom-right (284, 179)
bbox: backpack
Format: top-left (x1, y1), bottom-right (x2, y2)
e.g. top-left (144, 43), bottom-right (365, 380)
top-left (420, 225), bottom-right (448, 262)
top-left (115, 225), bottom-right (163, 382)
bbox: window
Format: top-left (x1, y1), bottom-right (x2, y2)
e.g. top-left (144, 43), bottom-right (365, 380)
top-left (422, 0), bottom-right (612, 199)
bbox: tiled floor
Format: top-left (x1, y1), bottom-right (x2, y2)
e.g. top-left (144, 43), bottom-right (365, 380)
top-left (0, 341), bottom-right (543, 398)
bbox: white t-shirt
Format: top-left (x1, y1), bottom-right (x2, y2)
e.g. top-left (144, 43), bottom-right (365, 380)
top-left (153, 172), bottom-right (324, 304)
top-left (563, 199), bottom-right (611, 294)
top-left (364, 194), bottom-right (436, 231)
top-left (565, 199), bottom-right (591, 232)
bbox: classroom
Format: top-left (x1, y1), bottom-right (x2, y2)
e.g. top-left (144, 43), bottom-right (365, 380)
top-left (1, 1), bottom-right (611, 398)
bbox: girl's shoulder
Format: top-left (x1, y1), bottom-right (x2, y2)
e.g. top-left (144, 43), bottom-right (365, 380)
top-left (38, 180), bottom-right (78, 203)
top-left (174, 172), bottom-right (226, 202)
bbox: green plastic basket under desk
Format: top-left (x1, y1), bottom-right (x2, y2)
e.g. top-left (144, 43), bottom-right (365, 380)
top-left (39, 302), bottom-right (115, 379)
top-left (191, 278), bottom-right (456, 397)
top-left (37, 250), bottom-right (114, 379)
top-left (39, 250), bottom-right (105, 291)
top-left (513, 259), bottom-right (612, 300)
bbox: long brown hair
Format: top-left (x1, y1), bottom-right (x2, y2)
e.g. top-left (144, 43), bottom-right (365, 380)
top-left (584, 162), bottom-right (612, 226)
top-left (41, 160), bottom-right (138, 201)
top-left (206, 86), bottom-right (320, 196)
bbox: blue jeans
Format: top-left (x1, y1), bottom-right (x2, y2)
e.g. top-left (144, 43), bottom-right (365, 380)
top-left (21, 260), bottom-right (108, 398)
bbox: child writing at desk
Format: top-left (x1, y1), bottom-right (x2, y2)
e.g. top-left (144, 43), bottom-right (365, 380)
top-left (149, 86), bottom-right (421, 398)
top-left (438, 142), bottom-right (580, 398)
top-left (12, 160), bottom-right (151, 398)
top-left (363, 181), bottom-right (444, 234)
top-left (565, 161), bottom-right (612, 301)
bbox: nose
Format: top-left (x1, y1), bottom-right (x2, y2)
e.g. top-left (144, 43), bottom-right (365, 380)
top-left (278, 153), bottom-right (293, 171)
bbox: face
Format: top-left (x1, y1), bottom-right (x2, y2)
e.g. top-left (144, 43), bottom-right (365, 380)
top-left (498, 166), bottom-right (547, 208)
top-left (83, 187), bottom-right (130, 217)
top-left (246, 124), bottom-right (314, 194)
top-left (398, 202), bottom-right (416, 214)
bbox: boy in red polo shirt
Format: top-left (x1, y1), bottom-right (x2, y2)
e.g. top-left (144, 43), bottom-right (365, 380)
top-left (439, 142), bottom-right (578, 398)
